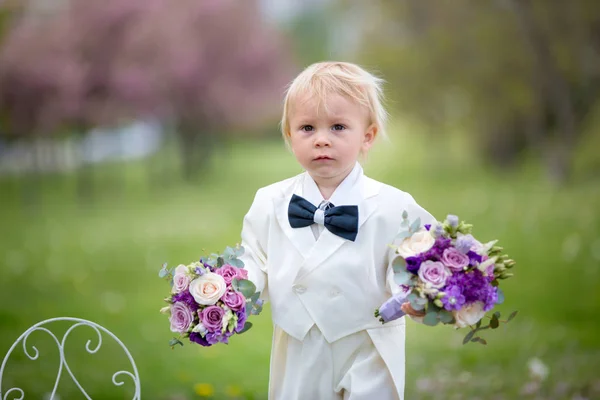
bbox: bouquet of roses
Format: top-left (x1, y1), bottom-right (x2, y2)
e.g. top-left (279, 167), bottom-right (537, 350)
top-left (375, 212), bottom-right (517, 345)
top-left (159, 245), bottom-right (263, 348)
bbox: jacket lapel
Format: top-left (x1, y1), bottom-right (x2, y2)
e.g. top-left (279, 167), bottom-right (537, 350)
top-left (293, 175), bottom-right (382, 282)
top-left (273, 175), bottom-right (315, 259)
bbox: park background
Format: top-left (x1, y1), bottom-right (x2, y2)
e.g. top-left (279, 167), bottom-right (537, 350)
top-left (0, 1), bottom-right (599, 399)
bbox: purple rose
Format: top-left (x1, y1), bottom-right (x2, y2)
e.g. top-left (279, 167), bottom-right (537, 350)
top-left (441, 285), bottom-right (466, 311)
top-left (215, 264), bottom-right (239, 286)
top-left (200, 305), bottom-right (225, 332)
top-left (405, 256), bottom-right (422, 274)
top-left (418, 261), bottom-right (451, 289)
top-left (172, 290), bottom-right (199, 312)
top-left (222, 290), bottom-right (245, 311)
top-left (441, 248), bottom-right (470, 271)
top-left (235, 308), bottom-right (247, 332)
top-left (169, 302), bottom-right (194, 333)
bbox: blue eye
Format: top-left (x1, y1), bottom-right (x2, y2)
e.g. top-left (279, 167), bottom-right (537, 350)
top-left (301, 125), bottom-right (314, 132)
top-left (332, 124), bottom-right (346, 131)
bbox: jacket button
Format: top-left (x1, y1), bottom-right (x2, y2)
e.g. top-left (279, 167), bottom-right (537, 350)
top-left (292, 284), bottom-right (306, 294)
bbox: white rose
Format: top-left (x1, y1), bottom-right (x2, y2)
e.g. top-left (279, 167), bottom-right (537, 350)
top-left (172, 264), bottom-right (191, 293)
top-left (188, 272), bottom-right (227, 305)
top-left (453, 301), bottom-right (486, 328)
top-left (396, 229), bottom-right (435, 258)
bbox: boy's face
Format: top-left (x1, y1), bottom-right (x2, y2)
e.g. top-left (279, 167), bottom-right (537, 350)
top-left (288, 93), bottom-right (377, 185)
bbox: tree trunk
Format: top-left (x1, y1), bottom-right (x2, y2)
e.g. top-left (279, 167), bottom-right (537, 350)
top-left (508, 0), bottom-right (578, 184)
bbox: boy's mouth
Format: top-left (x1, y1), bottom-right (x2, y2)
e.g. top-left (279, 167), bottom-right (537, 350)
top-left (314, 155), bottom-right (333, 161)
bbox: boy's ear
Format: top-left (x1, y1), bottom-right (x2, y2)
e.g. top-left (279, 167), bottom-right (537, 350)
top-left (362, 124), bottom-right (378, 152)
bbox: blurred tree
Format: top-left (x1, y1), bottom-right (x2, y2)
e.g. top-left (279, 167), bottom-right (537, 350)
top-left (0, 0), bottom-right (292, 181)
top-left (356, 0), bottom-right (600, 183)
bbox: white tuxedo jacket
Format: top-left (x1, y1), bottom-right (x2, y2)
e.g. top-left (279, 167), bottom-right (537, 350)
top-left (239, 164), bottom-right (436, 344)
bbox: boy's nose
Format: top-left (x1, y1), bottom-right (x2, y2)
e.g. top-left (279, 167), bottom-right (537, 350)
top-left (314, 131), bottom-right (331, 147)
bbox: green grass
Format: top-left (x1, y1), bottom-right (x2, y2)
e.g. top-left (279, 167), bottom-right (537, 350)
top-left (1, 129), bottom-right (599, 399)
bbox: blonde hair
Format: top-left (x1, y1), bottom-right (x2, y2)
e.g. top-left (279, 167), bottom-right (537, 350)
top-left (280, 61), bottom-right (388, 144)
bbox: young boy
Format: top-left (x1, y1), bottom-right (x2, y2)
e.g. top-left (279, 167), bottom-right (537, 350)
top-left (239, 61), bottom-right (435, 400)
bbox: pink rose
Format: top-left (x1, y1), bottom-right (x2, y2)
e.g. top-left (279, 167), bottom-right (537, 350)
top-left (200, 305), bottom-right (225, 332)
top-left (172, 264), bottom-right (191, 294)
top-left (221, 290), bottom-right (245, 311)
top-left (215, 264), bottom-right (239, 285)
top-left (441, 248), bottom-right (470, 272)
top-left (236, 268), bottom-right (248, 280)
top-left (418, 261), bottom-right (451, 289)
top-left (169, 302), bottom-right (194, 333)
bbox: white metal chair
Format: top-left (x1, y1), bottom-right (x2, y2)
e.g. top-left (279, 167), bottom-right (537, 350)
top-left (0, 317), bottom-right (141, 400)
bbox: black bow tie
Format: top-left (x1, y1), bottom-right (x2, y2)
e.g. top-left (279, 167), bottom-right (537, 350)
top-left (288, 194), bottom-right (359, 241)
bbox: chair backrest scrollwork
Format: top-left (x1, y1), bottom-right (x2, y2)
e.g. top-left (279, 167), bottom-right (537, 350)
top-left (0, 317), bottom-right (141, 400)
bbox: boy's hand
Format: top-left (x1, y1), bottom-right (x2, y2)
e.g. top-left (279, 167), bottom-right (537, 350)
top-left (401, 302), bottom-right (426, 318)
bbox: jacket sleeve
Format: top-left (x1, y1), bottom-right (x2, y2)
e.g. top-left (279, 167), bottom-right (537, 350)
top-left (239, 188), bottom-right (270, 301)
top-left (385, 195), bottom-right (437, 323)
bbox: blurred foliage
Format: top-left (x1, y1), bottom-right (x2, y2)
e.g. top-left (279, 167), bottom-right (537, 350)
top-left (355, 0), bottom-right (600, 184)
top-left (0, 0), bottom-right (294, 178)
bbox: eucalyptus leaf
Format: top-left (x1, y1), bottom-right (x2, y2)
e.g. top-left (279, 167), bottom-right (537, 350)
top-left (395, 230), bottom-right (412, 241)
top-left (438, 310), bottom-right (454, 324)
top-left (463, 330), bottom-right (475, 344)
top-left (228, 258), bottom-right (244, 268)
top-left (476, 319), bottom-right (482, 329)
top-left (496, 287), bottom-right (505, 304)
top-left (507, 310), bottom-right (518, 322)
top-left (478, 338), bottom-right (487, 345)
top-left (423, 312), bottom-right (439, 326)
top-left (402, 210), bottom-right (408, 219)
top-left (159, 268), bottom-right (168, 278)
top-left (392, 257), bottom-right (406, 273)
top-left (250, 292), bottom-right (261, 304)
top-left (471, 337), bottom-right (480, 343)
top-left (236, 279), bottom-right (257, 298)
top-left (224, 246), bottom-right (235, 258)
top-left (410, 217), bottom-right (422, 233)
top-left (216, 257), bottom-right (225, 268)
top-left (238, 321), bottom-right (253, 334)
top-left (235, 246), bottom-right (245, 257)
top-left (169, 338), bottom-right (184, 348)
top-left (409, 294), bottom-right (426, 311)
top-left (394, 269), bottom-right (413, 286)
top-left (231, 278), bottom-right (240, 291)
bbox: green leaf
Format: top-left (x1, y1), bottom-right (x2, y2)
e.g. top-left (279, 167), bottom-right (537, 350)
top-left (228, 258), bottom-right (244, 268)
top-left (490, 313), bottom-right (499, 329)
top-left (238, 321), bottom-right (253, 334)
top-left (496, 288), bottom-right (505, 304)
top-left (223, 246), bottom-right (235, 258)
top-left (236, 279), bottom-right (257, 298)
top-left (395, 230), bottom-right (412, 240)
top-left (476, 319), bottom-right (482, 329)
top-left (438, 310), bottom-right (454, 324)
top-left (408, 294), bottom-right (426, 311)
top-left (169, 338), bottom-right (184, 348)
top-left (394, 269), bottom-right (413, 286)
top-left (477, 338), bottom-right (487, 345)
top-left (392, 257), bottom-right (406, 273)
top-left (423, 312), bottom-right (439, 326)
top-left (494, 311), bottom-right (501, 319)
top-left (402, 210), bottom-right (408, 219)
top-left (410, 217), bottom-right (422, 233)
top-left (463, 330), bottom-right (475, 344)
top-left (231, 278), bottom-right (240, 291)
top-left (216, 257), bottom-right (225, 268)
top-left (471, 337), bottom-right (480, 343)
top-left (250, 292), bottom-right (261, 304)
top-left (507, 310), bottom-right (518, 322)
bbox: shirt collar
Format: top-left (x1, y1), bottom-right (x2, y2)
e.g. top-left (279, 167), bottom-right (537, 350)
top-left (302, 162), bottom-right (363, 207)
